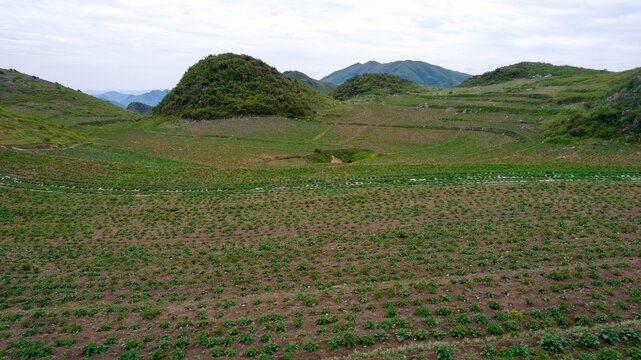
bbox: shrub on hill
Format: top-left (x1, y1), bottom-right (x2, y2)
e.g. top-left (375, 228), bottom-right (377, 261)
top-left (459, 62), bottom-right (604, 87)
top-left (154, 53), bottom-right (329, 119)
top-left (126, 102), bottom-right (153, 116)
top-left (544, 70), bottom-right (641, 142)
top-left (331, 73), bottom-right (424, 100)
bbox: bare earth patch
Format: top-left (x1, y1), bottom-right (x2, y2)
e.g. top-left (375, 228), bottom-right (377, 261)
top-left (330, 154), bottom-right (344, 163)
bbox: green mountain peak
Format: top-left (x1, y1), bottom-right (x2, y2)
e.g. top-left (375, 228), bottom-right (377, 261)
top-left (154, 53), bottom-right (330, 120)
top-left (321, 60), bottom-right (470, 87)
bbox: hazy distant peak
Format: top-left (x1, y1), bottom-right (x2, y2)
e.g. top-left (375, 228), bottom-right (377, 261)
top-left (321, 60), bottom-right (470, 87)
top-left (93, 89), bottom-right (169, 108)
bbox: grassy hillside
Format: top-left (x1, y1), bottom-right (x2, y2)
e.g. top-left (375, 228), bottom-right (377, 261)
top-left (1, 61), bottom-right (639, 187)
top-left (331, 73), bottom-right (427, 100)
top-left (0, 105), bottom-right (91, 147)
top-left (283, 70), bottom-right (338, 94)
top-left (322, 60), bottom-right (470, 87)
top-left (544, 68), bottom-right (641, 142)
top-left (0, 68), bottom-right (138, 126)
top-left (459, 62), bottom-right (605, 87)
top-left (154, 53), bottom-right (331, 119)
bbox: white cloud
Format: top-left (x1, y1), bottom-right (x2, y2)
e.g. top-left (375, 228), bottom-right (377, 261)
top-left (0, 0), bottom-right (639, 90)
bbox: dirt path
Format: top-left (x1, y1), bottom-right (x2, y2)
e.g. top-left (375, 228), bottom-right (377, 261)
top-left (339, 125), bottom-right (365, 145)
top-left (311, 126), bottom-right (332, 141)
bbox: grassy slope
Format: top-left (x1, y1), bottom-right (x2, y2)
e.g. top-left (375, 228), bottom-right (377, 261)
top-left (0, 68), bottom-right (138, 126)
top-left (459, 62), bottom-right (605, 87)
top-left (1, 62), bottom-right (640, 187)
top-left (45, 144), bottom-right (203, 168)
top-left (0, 105), bottom-right (92, 147)
top-left (444, 64), bottom-right (641, 142)
top-left (544, 69), bottom-right (641, 142)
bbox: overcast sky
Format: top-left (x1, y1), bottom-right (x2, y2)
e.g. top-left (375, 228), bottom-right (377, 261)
top-left (1, 0), bottom-right (640, 92)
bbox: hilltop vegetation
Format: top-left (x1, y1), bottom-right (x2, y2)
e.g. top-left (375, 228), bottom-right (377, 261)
top-left (545, 69), bottom-right (641, 142)
top-left (331, 73), bottom-right (426, 100)
top-left (154, 53), bottom-right (331, 120)
top-left (284, 70), bottom-right (337, 94)
top-left (0, 68), bottom-right (137, 126)
top-left (449, 62), bottom-right (641, 142)
top-left (322, 60), bottom-right (470, 87)
top-left (126, 101), bottom-right (153, 115)
top-left (459, 62), bottom-right (605, 87)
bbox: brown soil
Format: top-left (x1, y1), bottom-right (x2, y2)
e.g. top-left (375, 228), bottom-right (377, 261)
top-left (1, 181), bottom-right (640, 359)
top-left (330, 155), bottom-right (344, 164)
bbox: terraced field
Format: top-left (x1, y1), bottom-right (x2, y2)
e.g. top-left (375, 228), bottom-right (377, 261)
top-left (1, 67), bottom-right (641, 360)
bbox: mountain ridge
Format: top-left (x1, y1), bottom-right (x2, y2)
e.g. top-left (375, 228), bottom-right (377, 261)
top-left (127, 102), bottom-right (153, 115)
top-left (93, 89), bottom-right (169, 108)
top-left (321, 60), bottom-right (470, 87)
top-left (283, 71), bottom-right (337, 94)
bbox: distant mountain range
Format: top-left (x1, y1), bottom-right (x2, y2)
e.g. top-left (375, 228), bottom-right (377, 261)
top-left (321, 60), bottom-right (471, 87)
top-left (92, 89), bottom-right (169, 108)
top-left (283, 71), bottom-right (337, 94)
top-left (88, 60), bottom-right (467, 108)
